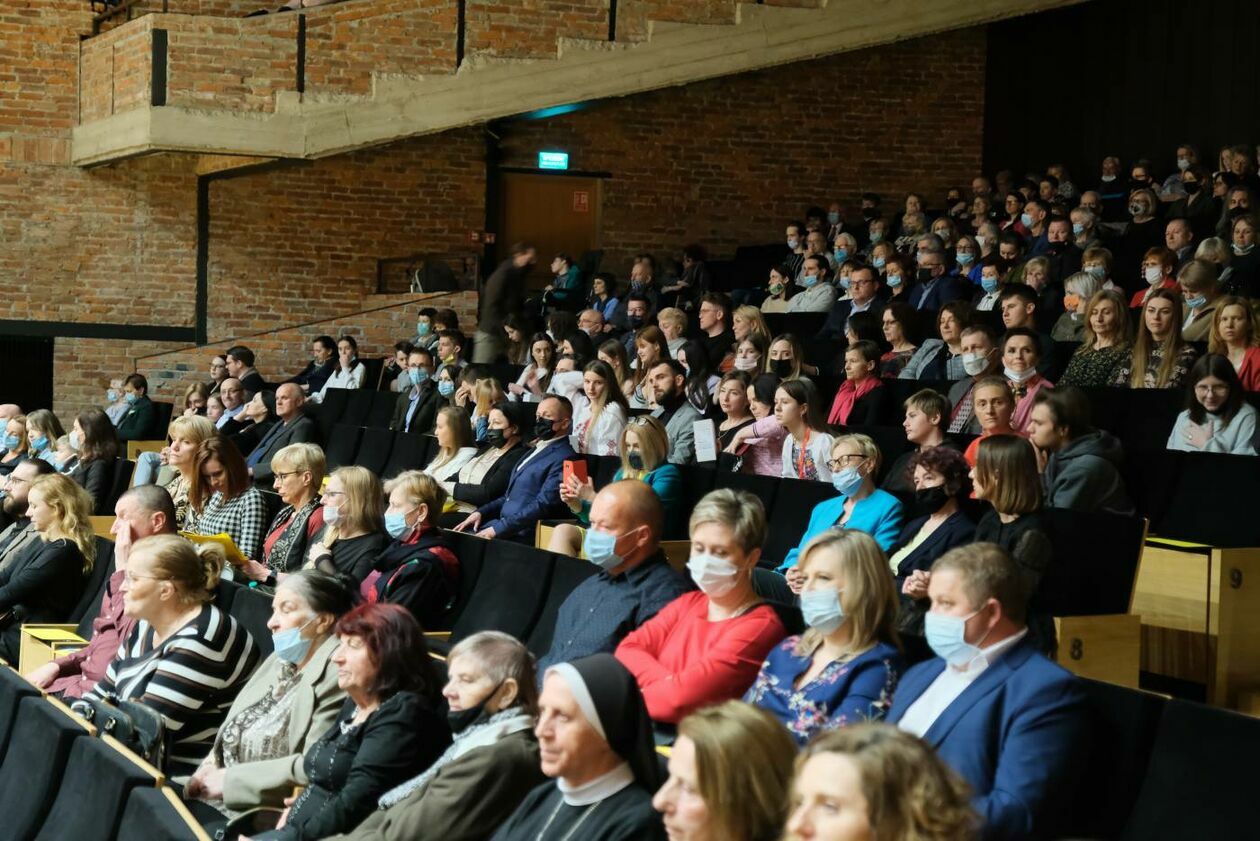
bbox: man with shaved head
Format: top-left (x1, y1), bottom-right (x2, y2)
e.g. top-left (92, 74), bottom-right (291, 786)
top-left (535, 480), bottom-right (691, 676)
top-left (245, 382), bottom-right (317, 482)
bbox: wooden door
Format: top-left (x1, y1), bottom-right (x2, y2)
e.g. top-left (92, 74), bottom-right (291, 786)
top-left (498, 173), bottom-right (602, 290)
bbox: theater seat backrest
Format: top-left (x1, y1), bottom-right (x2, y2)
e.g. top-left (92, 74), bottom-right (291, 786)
top-left (0, 696), bottom-right (91, 841)
top-left (227, 586), bottom-right (275, 657)
top-left (117, 785), bottom-right (213, 841)
top-left (762, 478), bottom-right (838, 569)
top-left (353, 427), bottom-right (395, 475)
top-left (323, 423), bottom-right (364, 471)
top-left (1071, 679), bottom-right (1166, 839)
top-left (33, 734), bottom-right (160, 841)
top-left (383, 432), bottom-right (434, 479)
top-left (314, 389), bottom-right (351, 441)
top-left (450, 540), bottom-right (555, 646)
top-left (440, 530), bottom-right (487, 629)
top-left (366, 391), bottom-right (397, 428)
top-left (1041, 509), bottom-right (1146, 616)
top-left (1159, 452), bottom-right (1260, 547)
top-left (1122, 699), bottom-right (1260, 840)
top-left (0, 667), bottom-right (40, 764)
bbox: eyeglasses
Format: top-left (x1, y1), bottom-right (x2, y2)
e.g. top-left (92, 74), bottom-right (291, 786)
top-left (1194, 384), bottom-right (1229, 396)
top-left (323, 490), bottom-right (347, 500)
top-left (826, 454), bottom-right (866, 471)
top-left (273, 471), bottom-right (302, 481)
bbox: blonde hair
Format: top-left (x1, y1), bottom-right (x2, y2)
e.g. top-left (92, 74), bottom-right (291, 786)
top-left (794, 529), bottom-right (898, 657)
top-left (5, 414), bottom-right (28, 453)
top-left (689, 488), bottom-right (765, 554)
top-left (830, 432), bottom-right (883, 475)
top-left (793, 723), bottom-right (976, 841)
top-left (131, 534), bottom-right (223, 604)
top-left (383, 470), bottom-right (446, 524)
top-left (474, 378), bottom-right (504, 418)
top-left (657, 307), bottom-right (687, 335)
top-left (1176, 258), bottom-right (1218, 294)
top-left (1209, 296), bottom-right (1260, 354)
top-left (677, 702), bottom-right (796, 841)
top-left (733, 305), bottom-right (770, 344)
top-left (272, 442), bottom-right (327, 493)
top-left (1078, 289), bottom-right (1131, 353)
top-left (26, 409), bottom-right (65, 443)
top-left (168, 414), bottom-right (217, 446)
top-left (323, 466), bottom-right (384, 543)
top-left (621, 416), bottom-right (668, 477)
top-left (28, 474), bottom-right (96, 573)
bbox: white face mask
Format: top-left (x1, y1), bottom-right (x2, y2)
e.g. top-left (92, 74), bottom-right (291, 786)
top-left (1004, 365), bottom-right (1037, 383)
top-left (1144, 266), bottom-right (1164, 285)
top-left (686, 553), bottom-right (741, 598)
top-left (962, 351), bottom-right (990, 376)
top-left (733, 356), bottom-right (759, 371)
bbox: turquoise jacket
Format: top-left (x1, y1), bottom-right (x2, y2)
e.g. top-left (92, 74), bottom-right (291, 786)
top-left (579, 464), bottom-right (683, 536)
top-left (778, 489), bottom-right (904, 571)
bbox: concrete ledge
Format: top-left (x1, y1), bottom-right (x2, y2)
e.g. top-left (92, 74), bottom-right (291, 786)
top-left (72, 0), bottom-right (1086, 165)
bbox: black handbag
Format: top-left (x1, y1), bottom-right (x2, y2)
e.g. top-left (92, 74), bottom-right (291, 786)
top-left (70, 692), bottom-right (166, 769)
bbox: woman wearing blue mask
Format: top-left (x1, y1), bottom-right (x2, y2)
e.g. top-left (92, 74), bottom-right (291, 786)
top-left (745, 528), bottom-right (901, 746)
top-left (25, 408), bottom-right (65, 468)
top-left (184, 570), bottom-right (356, 826)
top-left (368, 471), bottom-right (459, 629)
top-left (549, 415), bottom-right (682, 557)
top-left (881, 255), bottom-right (911, 301)
top-left (777, 434), bottom-right (904, 592)
top-left (0, 414), bottom-right (29, 477)
top-left (953, 234), bottom-right (982, 285)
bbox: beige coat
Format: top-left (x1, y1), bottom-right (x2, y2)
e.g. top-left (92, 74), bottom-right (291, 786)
top-left (211, 634), bottom-right (346, 810)
top-left (1181, 299), bottom-right (1221, 344)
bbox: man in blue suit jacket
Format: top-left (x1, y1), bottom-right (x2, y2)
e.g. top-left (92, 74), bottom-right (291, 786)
top-left (455, 395), bottom-right (576, 542)
top-left (907, 249), bottom-right (966, 312)
top-left (889, 543), bottom-right (1087, 841)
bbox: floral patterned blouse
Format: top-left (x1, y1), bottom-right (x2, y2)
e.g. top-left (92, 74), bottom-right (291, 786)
top-left (1058, 344), bottom-right (1130, 388)
top-left (743, 637), bottom-right (901, 746)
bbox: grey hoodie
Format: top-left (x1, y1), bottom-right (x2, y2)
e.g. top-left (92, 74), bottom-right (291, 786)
top-left (1043, 430), bottom-right (1135, 515)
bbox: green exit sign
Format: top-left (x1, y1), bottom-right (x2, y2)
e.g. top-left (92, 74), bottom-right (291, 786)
top-left (538, 151), bottom-right (569, 170)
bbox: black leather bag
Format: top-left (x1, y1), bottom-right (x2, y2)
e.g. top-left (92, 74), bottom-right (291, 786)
top-left (70, 692), bottom-right (166, 769)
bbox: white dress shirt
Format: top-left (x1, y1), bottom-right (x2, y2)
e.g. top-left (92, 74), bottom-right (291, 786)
top-left (897, 628), bottom-right (1029, 738)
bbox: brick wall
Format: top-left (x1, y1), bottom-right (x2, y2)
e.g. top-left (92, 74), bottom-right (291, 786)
top-left (463, 0), bottom-right (609, 59)
top-left (134, 291), bottom-right (479, 402)
top-left (496, 26), bottom-right (987, 272)
top-left (4, 0), bottom-right (988, 425)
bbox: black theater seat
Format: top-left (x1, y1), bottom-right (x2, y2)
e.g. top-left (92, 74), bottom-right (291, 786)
top-left (1122, 699), bottom-right (1260, 840)
top-left (339, 391), bottom-right (375, 427)
top-left (228, 585), bottom-right (275, 658)
top-left (1040, 509), bottom-right (1146, 616)
top-left (761, 478), bottom-right (837, 569)
top-left (0, 696), bottom-right (91, 841)
top-left (33, 735), bottom-right (161, 841)
top-left (323, 423), bottom-right (364, 471)
top-left (117, 785), bottom-right (215, 841)
top-left (366, 391), bottom-right (397, 428)
top-left (525, 553), bottom-right (598, 657)
top-left (383, 432), bottom-right (434, 479)
top-left (313, 389), bottom-right (351, 441)
top-left (0, 667), bottom-right (40, 763)
top-left (353, 426), bottom-right (395, 475)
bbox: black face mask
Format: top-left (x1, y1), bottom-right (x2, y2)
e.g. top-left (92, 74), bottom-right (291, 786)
top-left (534, 417), bottom-right (557, 441)
top-left (772, 359), bottom-right (795, 379)
top-left (914, 485), bottom-right (950, 514)
top-left (1047, 240), bottom-right (1067, 254)
top-left (485, 428), bottom-right (508, 448)
top-left (447, 682), bottom-right (505, 734)
top-left (627, 315), bottom-right (644, 329)
top-left (1184, 181), bottom-right (1202, 195)
top-left (917, 267), bottom-right (934, 283)
top-left (1229, 205), bottom-right (1249, 221)
top-left (1129, 178), bottom-right (1150, 192)
top-left (861, 208), bottom-right (878, 221)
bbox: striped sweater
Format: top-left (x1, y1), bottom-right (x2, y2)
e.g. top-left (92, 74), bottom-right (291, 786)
top-left (89, 603), bottom-right (260, 778)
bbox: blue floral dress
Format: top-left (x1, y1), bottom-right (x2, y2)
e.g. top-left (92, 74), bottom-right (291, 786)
top-left (744, 637), bottom-right (901, 746)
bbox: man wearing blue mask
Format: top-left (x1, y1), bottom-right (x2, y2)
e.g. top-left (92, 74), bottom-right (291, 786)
top-left (389, 348), bottom-right (439, 434)
top-left (536, 481), bottom-right (690, 678)
top-left (115, 373), bottom-right (157, 442)
top-left (1021, 198), bottom-right (1051, 256)
top-left (455, 395), bottom-right (575, 541)
top-left (889, 543), bottom-right (1087, 841)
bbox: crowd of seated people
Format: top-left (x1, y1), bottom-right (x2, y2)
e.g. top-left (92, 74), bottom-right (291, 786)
top-left (10, 144), bottom-right (1260, 840)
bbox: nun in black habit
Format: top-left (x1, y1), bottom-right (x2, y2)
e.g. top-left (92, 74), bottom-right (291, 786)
top-left (489, 653), bottom-right (667, 841)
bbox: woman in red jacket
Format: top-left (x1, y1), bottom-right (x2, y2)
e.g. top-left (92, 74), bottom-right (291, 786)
top-left (616, 489), bottom-right (786, 724)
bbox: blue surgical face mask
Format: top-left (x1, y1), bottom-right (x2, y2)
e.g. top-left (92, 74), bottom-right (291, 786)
top-left (800, 588), bottom-right (845, 635)
top-left (1072, 223), bottom-right (1085, 235)
top-left (827, 212), bottom-right (841, 225)
top-left (872, 256), bottom-right (887, 270)
top-left (272, 616), bottom-right (318, 665)
top-left (417, 322), bottom-right (431, 337)
top-left (885, 273), bottom-right (902, 289)
top-left (385, 509), bottom-right (415, 539)
top-left (408, 367), bottom-right (428, 386)
top-left (830, 466), bottom-right (863, 496)
top-left (869, 232), bottom-right (883, 244)
top-left (31, 435), bottom-right (49, 452)
top-left (802, 275), bottom-right (820, 288)
top-left (1184, 294), bottom-right (1207, 310)
top-left (437, 380), bottom-right (455, 397)
top-left (583, 527), bottom-right (629, 572)
top-left (924, 608), bottom-right (986, 667)
top-left (3, 434), bottom-right (19, 451)
top-left (106, 389), bottom-right (119, 403)
top-left (839, 277), bottom-right (851, 291)
top-left (124, 393), bottom-right (138, 406)
top-left (955, 251), bottom-right (974, 265)
top-left (1020, 212), bottom-right (1034, 229)
top-left (1085, 265), bottom-right (1106, 279)
top-left (981, 276), bottom-right (1000, 294)
top-left (833, 248), bottom-right (848, 263)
